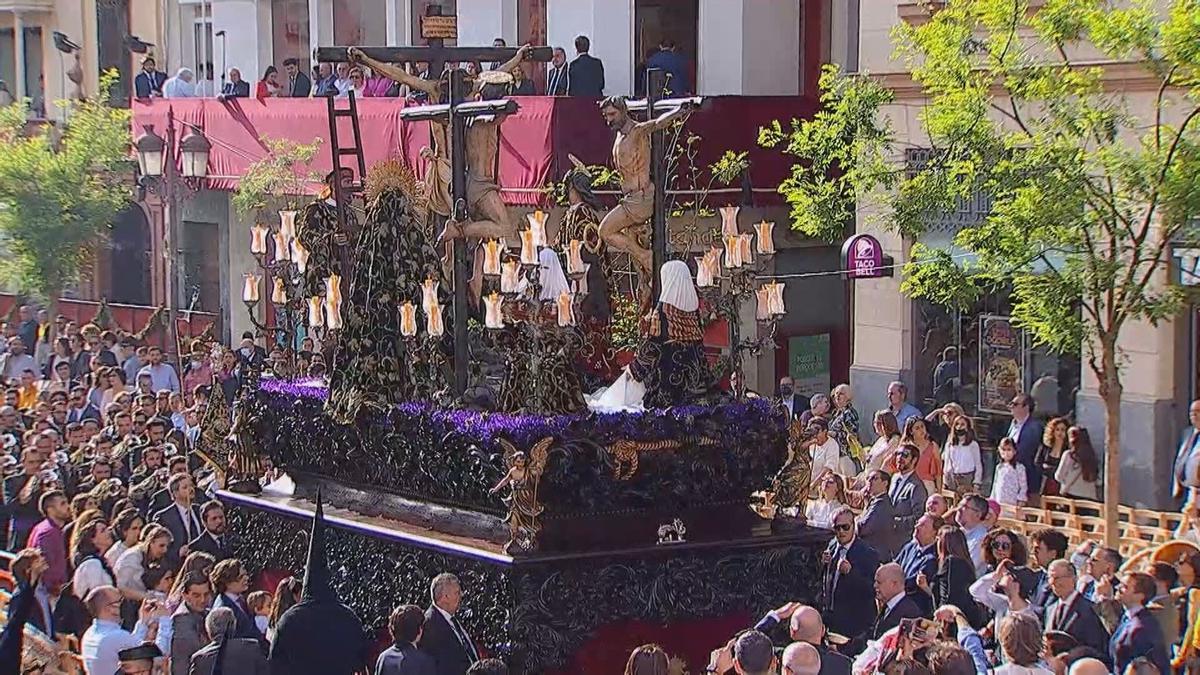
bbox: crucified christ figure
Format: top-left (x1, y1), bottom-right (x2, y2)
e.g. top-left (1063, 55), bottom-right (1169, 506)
top-left (598, 96), bottom-right (695, 276)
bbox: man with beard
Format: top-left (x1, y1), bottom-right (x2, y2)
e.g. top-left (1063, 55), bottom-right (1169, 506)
top-left (188, 500), bottom-right (233, 561)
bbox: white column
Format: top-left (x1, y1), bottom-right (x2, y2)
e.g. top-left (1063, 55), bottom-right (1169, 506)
top-left (385, 0), bottom-right (410, 46)
top-left (697, 0), bottom-right (742, 95)
top-left (547, 0), bottom-right (632, 95)
top-left (13, 11), bottom-right (25, 101)
top-left (309, 0), bottom-right (332, 61)
top-left (456, 0), bottom-right (516, 48)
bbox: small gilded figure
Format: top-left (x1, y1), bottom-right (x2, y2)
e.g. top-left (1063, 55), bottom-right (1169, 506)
top-left (490, 437), bottom-right (553, 553)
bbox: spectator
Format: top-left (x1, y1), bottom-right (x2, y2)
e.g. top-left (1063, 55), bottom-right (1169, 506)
top-left (0, 549), bottom-right (48, 674)
top-left (266, 576), bottom-right (302, 644)
top-left (895, 513), bottom-right (941, 614)
top-left (376, 604), bottom-right (435, 674)
top-left (886, 381), bottom-right (921, 428)
top-left (28, 489), bottom-right (70, 594)
top-left (900, 417), bottom-right (942, 494)
top-left (106, 509), bottom-right (145, 567)
top-left (221, 68), bottom-right (251, 98)
top-left (1044, 559), bottom-right (1111, 659)
top-left (313, 63), bottom-right (338, 97)
top-left (333, 62), bottom-right (353, 96)
top-left (865, 410), bottom-right (900, 472)
top-left (857, 469), bottom-right (898, 559)
top-left (419, 572), bottom-right (479, 674)
top-left (645, 37), bottom-right (690, 96)
top-left (1146, 562), bottom-right (1179, 641)
top-left (805, 473), bottom-right (846, 529)
top-left (181, 341), bottom-right (212, 399)
top-left (828, 384), bottom-right (861, 464)
top-left (45, 336), bottom-right (72, 380)
top-left (162, 68), bottom-right (197, 98)
top-left (1056, 426), bottom-right (1101, 500)
top-left (210, 558), bottom-right (260, 640)
top-left (992, 437), bottom-right (1030, 506)
top-left (114, 524), bottom-right (173, 608)
top-left (822, 507), bottom-right (880, 653)
top-left (1037, 417), bottom-right (1070, 496)
top-left (342, 66), bottom-right (367, 98)
top-left (188, 606), bottom-right (269, 674)
top-left (954, 494), bottom-right (990, 574)
top-left (995, 613), bottom-right (1054, 675)
top-left (188, 500), bottom-right (233, 561)
top-left (1029, 528), bottom-right (1069, 614)
top-left (1007, 393), bottom-right (1045, 494)
top-left (282, 57), bottom-right (312, 96)
top-left (70, 517), bottom-right (116, 601)
top-left (138, 346), bottom-right (180, 394)
top-left (1110, 572), bottom-right (1170, 675)
top-left (124, 345), bottom-right (148, 386)
top-left (67, 384), bottom-right (101, 424)
top-left (800, 393), bottom-right (831, 428)
top-left (248, 590), bottom-right (271, 636)
top-left (807, 418), bottom-right (848, 479)
top-left (942, 416), bottom-right (982, 496)
top-left (256, 65), bottom-right (282, 98)
top-left (0, 336), bottom-right (36, 381)
top-left (567, 35), bottom-right (605, 97)
top-left (153, 473), bottom-right (203, 561)
top-left (917, 525), bottom-right (983, 629)
top-left (1174, 399), bottom-right (1200, 500)
top-left (546, 47), bottom-right (569, 95)
top-left (236, 332), bottom-right (267, 370)
top-left (134, 57), bottom-right (168, 97)
top-left (889, 444), bottom-right (929, 544)
top-left (871, 563), bottom-right (922, 640)
top-left (81, 586), bottom-right (163, 675)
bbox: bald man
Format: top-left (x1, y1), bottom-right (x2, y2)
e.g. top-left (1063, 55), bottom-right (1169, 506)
top-left (1067, 657), bottom-right (1109, 675)
top-left (782, 642), bottom-right (822, 675)
top-left (752, 603), bottom-right (851, 675)
top-left (871, 563), bottom-right (923, 640)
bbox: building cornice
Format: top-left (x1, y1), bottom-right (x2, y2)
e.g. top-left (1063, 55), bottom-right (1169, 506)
top-left (871, 59), bottom-right (1178, 101)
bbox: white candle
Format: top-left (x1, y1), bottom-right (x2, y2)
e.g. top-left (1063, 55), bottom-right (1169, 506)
top-left (575, 263), bottom-right (590, 296)
top-left (756, 286), bottom-right (771, 321)
top-left (519, 229), bottom-right (538, 265)
top-left (325, 274), bottom-right (342, 307)
top-left (242, 273), bottom-right (261, 303)
top-left (483, 292), bottom-right (504, 329)
top-left (754, 220), bottom-right (776, 255)
top-left (723, 234), bottom-right (742, 269)
top-left (400, 302), bottom-right (418, 337)
top-left (291, 239), bottom-right (310, 274)
top-left (308, 296), bottom-right (324, 327)
top-left (482, 239), bottom-right (504, 276)
top-left (719, 205), bottom-right (740, 238)
top-left (271, 277), bottom-right (287, 304)
top-left (738, 233), bottom-right (755, 266)
top-left (422, 278), bottom-right (439, 313)
top-left (272, 231), bottom-right (291, 262)
top-left (278, 210), bottom-right (298, 243)
top-left (427, 303), bottom-right (444, 336)
top-left (566, 239), bottom-right (585, 276)
top-left (250, 223), bottom-right (269, 255)
top-left (556, 290), bottom-right (575, 327)
top-left (695, 255), bottom-right (713, 288)
top-left (501, 261), bottom-right (521, 294)
top-left (324, 296), bottom-right (343, 330)
top-left (767, 281), bottom-right (786, 316)
top-left (526, 210), bottom-right (548, 248)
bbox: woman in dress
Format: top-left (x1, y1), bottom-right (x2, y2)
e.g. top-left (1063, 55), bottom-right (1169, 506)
top-left (917, 525), bottom-right (984, 629)
top-left (864, 410), bottom-right (900, 472)
top-left (255, 66), bottom-right (281, 98)
top-left (805, 474), bottom-right (846, 529)
top-left (828, 383), bottom-right (860, 468)
top-left (104, 508), bottom-right (143, 567)
top-left (942, 416), bottom-right (983, 497)
top-left (991, 438), bottom-right (1029, 506)
top-left (1036, 417), bottom-right (1069, 497)
top-left (1055, 426), bottom-right (1101, 500)
top-left (901, 416), bottom-right (944, 495)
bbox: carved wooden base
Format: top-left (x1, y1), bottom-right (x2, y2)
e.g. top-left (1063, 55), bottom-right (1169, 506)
top-left (224, 490), bottom-right (829, 673)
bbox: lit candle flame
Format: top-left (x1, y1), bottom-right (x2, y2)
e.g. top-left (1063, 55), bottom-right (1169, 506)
top-left (526, 210), bottom-right (548, 248)
top-left (271, 277), bottom-right (287, 304)
top-left (242, 273), bottom-right (261, 303)
top-left (754, 220), bottom-right (776, 255)
top-left (307, 296), bottom-right (324, 327)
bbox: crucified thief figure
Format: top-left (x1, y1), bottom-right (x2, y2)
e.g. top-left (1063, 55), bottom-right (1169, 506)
top-left (597, 96), bottom-right (695, 276)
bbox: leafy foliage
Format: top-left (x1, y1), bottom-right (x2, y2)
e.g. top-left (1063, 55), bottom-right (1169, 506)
top-left (0, 70), bottom-right (132, 299)
top-left (231, 137), bottom-right (323, 218)
top-left (763, 0), bottom-right (1200, 518)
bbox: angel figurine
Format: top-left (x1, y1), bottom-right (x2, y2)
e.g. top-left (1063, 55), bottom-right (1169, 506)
top-left (770, 418), bottom-right (815, 518)
top-left (490, 437), bottom-right (553, 553)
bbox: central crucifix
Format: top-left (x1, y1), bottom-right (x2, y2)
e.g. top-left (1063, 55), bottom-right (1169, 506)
top-left (316, 5), bottom-right (552, 396)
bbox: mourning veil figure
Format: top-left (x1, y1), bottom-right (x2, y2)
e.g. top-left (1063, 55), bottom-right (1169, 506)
top-left (268, 493), bottom-right (367, 675)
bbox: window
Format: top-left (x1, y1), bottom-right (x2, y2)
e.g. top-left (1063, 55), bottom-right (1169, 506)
top-left (272, 0), bottom-right (310, 73)
top-left (193, 19), bottom-right (213, 92)
top-left (334, 0), bottom-right (386, 49)
top-left (409, 0), bottom-right (458, 46)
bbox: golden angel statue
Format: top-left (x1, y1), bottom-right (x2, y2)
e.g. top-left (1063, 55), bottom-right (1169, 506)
top-left (490, 437), bottom-right (553, 553)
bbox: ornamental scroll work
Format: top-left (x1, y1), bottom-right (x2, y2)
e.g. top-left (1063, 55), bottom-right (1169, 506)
top-left (604, 437), bottom-right (719, 481)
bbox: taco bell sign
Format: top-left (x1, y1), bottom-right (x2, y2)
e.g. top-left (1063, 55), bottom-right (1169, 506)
top-left (841, 233), bottom-right (892, 279)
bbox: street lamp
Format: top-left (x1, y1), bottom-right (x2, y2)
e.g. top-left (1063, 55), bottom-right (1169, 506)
top-left (179, 128), bottom-right (212, 179)
top-left (134, 125), bottom-right (166, 178)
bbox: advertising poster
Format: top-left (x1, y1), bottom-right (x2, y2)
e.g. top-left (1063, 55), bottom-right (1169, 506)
top-left (788, 334), bottom-right (830, 399)
top-left (978, 315), bottom-right (1024, 414)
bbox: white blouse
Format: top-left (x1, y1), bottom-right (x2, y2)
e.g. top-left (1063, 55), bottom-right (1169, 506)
top-left (991, 463), bottom-right (1028, 505)
top-left (805, 499), bottom-right (845, 529)
top-left (811, 438), bottom-right (844, 476)
top-left (865, 436), bottom-right (898, 471)
top-left (105, 541), bottom-right (130, 567)
top-left (73, 558), bottom-right (114, 599)
top-left (943, 441), bottom-right (983, 484)
top-left (114, 547), bottom-right (148, 594)
top-left (1055, 450), bottom-right (1101, 500)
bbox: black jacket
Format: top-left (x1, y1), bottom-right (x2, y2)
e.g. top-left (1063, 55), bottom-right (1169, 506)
top-left (417, 606), bottom-right (476, 675)
top-left (567, 54), bottom-right (605, 97)
top-left (188, 530), bottom-right (234, 561)
top-left (135, 70), bottom-right (167, 97)
top-left (221, 80), bottom-right (251, 98)
top-left (153, 502), bottom-right (204, 561)
top-left (822, 538), bottom-right (881, 644)
top-left (871, 594), bottom-right (924, 639)
top-left (213, 593), bottom-right (263, 642)
top-left (189, 637), bottom-right (269, 675)
top-left (1045, 594), bottom-right (1111, 661)
top-left (286, 72), bottom-right (312, 97)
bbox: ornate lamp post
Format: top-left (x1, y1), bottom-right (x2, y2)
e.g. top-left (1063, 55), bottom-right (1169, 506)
top-left (134, 109), bottom-right (210, 366)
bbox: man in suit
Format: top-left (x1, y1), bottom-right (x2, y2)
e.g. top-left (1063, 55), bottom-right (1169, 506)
top-left (153, 473), bottom-right (203, 561)
top-left (777, 376), bottom-right (808, 419)
top-left (546, 47), bottom-right (570, 95)
top-left (418, 572), bottom-right (478, 675)
top-left (751, 603), bottom-right (851, 675)
top-left (169, 572), bottom-right (211, 675)
top-left (236, 332), bottom-right (268, 371)
top-left (1007, 393), bottom-right (1045, 494)
top-left (894, 513), bottom-right (941, 615)
top-left (188, 500), bottom-right (234, 561)
top-left (66, 386), bottom-right (101, 424)
top-left (823, 507), bottom-right (881, 654)
top-left (857, 470), bottom-right (898, 560)
top-left (1071, 542), bottom-right (1123, 603)
top-left (210, 559), bottom-right (261, 642)
top-left (189, 607), bottom-right (268, 674)
top-left (567, 35), bottom-right (604, 97)
top-left (1109, 572), bottom-right (1171, 675)
top-left (282, 58), bottom-right (311, 97)
top-left (220, 68), bottom-right (251, 98)
top-left (1146, 562), bottom-right (1180, 642)
top-left (377, 604), bottom-right (436, 675)
top-left (645, 38), bottom-right (690, 96)
top-left (1173, 399), bottom-right (1200, 501)
top-left (888, 444), bottom-right (928, 543)
top-left (1045, 560), bottom-right (1111, 661)
top-left (1029, 528), bottom-right (1069, 616)
top-left (134, 56), bottom-right (167, 98)
top-left (872, 563), bottom-right (924, 639)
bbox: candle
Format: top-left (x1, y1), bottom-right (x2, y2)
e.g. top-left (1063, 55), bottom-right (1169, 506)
top-left (706, 250), bottom-right (723, 282)
top-left (250, 223), bottom-right (269, 255)
top-left (556, 290), bottom-right (575, 327)
top-left (426, 303), bottom-right (444, 336)
top-left (767, 281), bottom-right (786, 316)
top-left (241, 273), bottom-right (261, 303)
top-left (324, 296), bottom-right (343, 330)
top-left (519, 229), bottom-right (538, 265)
top-left (500, 260), bottom-right (521, 294)
top-left (483, 292), bottom-right (504, 329)
top-left (400, 302), bottom-right (418, 337)
top-left (421, 278), bottom-right (439, 313)
top-left (754, 220), bottom-right (776, 255)
top-left (575, 264), bottom-right (590, 296)
top-left (279, 210), bottom-right (298, 243)
top-left (271, 277), bottom-right (287, 304)
top-left (695, 255), bottom-right (714, 288)
top-left (719, 205), bottom-right (740, 238)
top-left (291, 239), bottom-right (310, 274)
top-left (482, 239), bottom-right (504, 276)
top-left (526, 210), bottom-right (548, 247)
top-left (272, 231), bottom-right (291, 262)
top-left (755, 286), bottom-right (771, 321)
top-left (566, 239), bottom-right (585, 276)
top-left (738, 233), bottom-right (755, 266)
top-left (308, 296), bottom-right (324, 327)
top-left (325, 274), bottom-right (342, 310)
top-left (723, 234), bottom-right (742, 269)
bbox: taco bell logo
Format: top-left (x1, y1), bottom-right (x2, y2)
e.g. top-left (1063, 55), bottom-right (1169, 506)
top-left (842, 234), bottom-right (886, 279)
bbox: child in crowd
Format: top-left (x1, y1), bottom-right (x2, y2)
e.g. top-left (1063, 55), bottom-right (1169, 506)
top-left (990, 438), bottom-right (1028, 507)
top-left (249, 589), bottom-right (273, 636)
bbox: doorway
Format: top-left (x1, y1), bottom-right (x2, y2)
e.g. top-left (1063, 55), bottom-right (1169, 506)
top-left (634, 0), bottom-right (698, 96)
top-left (110, 205), bottom-right (150, 305)
top-left (96, 0), bottom-right (130, 105)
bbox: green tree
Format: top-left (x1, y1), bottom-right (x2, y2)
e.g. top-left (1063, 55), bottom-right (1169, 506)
top-left (232, 137), bottom-right (323, 219)
top-left (762, 0), bottom-right (1200, 542)
top-left (0, 72), bottom-right (133, 320)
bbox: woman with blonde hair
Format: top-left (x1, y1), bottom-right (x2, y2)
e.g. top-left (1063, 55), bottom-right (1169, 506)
top-left (828, 384), bottom-right (861, 468)
top-left (805, 474), bottom-right (847, 529)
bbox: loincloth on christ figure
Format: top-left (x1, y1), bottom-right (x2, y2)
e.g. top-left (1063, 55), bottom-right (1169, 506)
top-left (616, 186), bottom-right (654, 223)
top-left (467, 172), bottom-right (500, 210)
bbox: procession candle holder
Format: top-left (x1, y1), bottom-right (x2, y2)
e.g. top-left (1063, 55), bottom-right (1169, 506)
top-left (426, 303), bottom-right (445, 337)
top-left (271, 277), bottom-right (288, 305)
top-left (242, 273), bottom-right (262, 304)
top-left (421, 278), bottom-right (440, 313)
top-left (400, 302), bottom-right (419, 337)
top-left (307, 296), bottom-right (324, 328)
top-left (500, 260), bottom-right (522, 296)
top-left (527, 210), bottom-right (549, 248)
top-left (278, 210), bottom-right (297, 243)
top-left (566, 239), bottom-right (586, 277)
top-left (272, 231), bottom-right (291, 263)
top-left (754, 220), bottom-right (776, 256)
top-left (519, 229), bottom-right (538, 266)
top-left (251, 223), bottom-right (269, 255)
top-left (719, 205), bottom-right (740, 238)
top-left (291, 239), bottom-right (310, 274)
top-left (484, 292), bottom-right (505, 329)
top-left (483, 239), bottom-right (504, 277)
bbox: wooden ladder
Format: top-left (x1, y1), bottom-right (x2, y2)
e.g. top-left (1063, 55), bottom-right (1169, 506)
top-left (325, 92), bottom-right (367, 231)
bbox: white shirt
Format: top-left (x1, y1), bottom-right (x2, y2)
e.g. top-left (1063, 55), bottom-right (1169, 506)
top-left (114, 547), bottom-right (148, 593)
top-left (73, 558), bottom-right (114, 599)
top-left (991, 463), bottom-right (1028, 505)
top-left (1007, 416), bottom-right (1028, 442)
top-left (105, 541), bottom-right (129, 567)
top-left (806, 499), bottom-right (844, 529)
top-left (811, 438), bottom-right (843, 476)
top-left (964, 523), bottom-right (988, 575)
top-left (81, 618), bottom-right (149, 675)
top-left (943, 441), bottom-right (982, 484)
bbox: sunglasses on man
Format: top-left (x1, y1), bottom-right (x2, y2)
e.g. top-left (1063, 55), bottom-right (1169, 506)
top-left (833, 522), bottom-right (854, 532)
